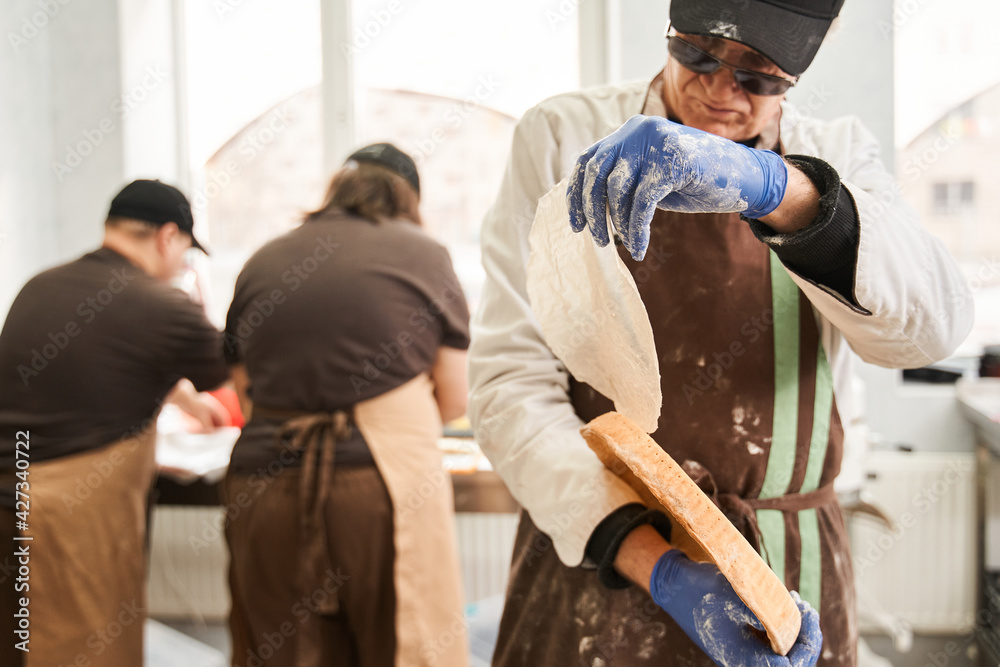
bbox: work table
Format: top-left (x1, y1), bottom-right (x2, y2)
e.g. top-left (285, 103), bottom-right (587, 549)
top-left (152, 411), bottom-right (519, 514)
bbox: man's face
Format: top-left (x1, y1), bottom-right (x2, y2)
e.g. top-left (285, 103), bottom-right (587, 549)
top-left (155, 224), bottom-right (193, 282)
top-left (663, 32), bottom-right (790, 142)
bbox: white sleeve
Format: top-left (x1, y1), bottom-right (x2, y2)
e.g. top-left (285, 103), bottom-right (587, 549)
top-left (468, 106), bottom-right (643, 566)
top-left (790, 116), bottom-right (974, 368)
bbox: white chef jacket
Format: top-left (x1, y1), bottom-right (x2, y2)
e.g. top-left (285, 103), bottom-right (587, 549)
top-left (468, 75), bottom-right (974, 567)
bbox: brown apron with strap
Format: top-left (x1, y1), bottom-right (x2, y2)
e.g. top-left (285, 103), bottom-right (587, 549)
top-left (242, 405), bottom-right (355, 667)
top-left (253, 374), bottom-right (467, 667)
top-left (492, 123), bottom-right (857, 665)
top-left (18, 431), bottom-right (156, 667)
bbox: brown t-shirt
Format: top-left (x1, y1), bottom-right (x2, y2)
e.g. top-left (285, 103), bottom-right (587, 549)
top-left (224, 212), bottom-right (470, 474)
top-left (0, 247), bottom-right (228, 505)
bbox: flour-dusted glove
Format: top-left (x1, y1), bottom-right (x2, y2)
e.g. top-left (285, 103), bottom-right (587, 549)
top-left (649, 549), bottom-right (822, 667)
top-left (566, 115), bottom-right (788, 260)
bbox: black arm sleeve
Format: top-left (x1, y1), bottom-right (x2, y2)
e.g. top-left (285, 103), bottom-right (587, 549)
top-left (584, 503), bottom-right (673, 590)
top-left (743, 155), bottom-right (861, 305)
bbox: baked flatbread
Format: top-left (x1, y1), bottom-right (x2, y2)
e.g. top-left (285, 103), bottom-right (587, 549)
top-left (581, 411), bottom-right (801, 656)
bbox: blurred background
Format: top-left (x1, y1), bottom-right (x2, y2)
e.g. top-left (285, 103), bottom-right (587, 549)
top-left (3, 0), bottom-right (1000, 665)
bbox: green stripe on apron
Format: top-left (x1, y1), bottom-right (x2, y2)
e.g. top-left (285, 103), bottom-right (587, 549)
top-left (798, 509), bottom-right (822, 610)
top-left (757, 253), bottom-right (799, 577)
top-left (760, 252), bottom-right (799, 500)
top-left (802, 339), bottom-right (833, 494)
top-left (798, 339), bottom-right (834, 610)
top-left (756, 509), bottom-right (786, 580)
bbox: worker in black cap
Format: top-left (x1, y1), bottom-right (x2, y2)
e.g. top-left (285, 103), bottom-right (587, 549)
top-left (222, 143), bottom-right (470, 666)
top-left (0, 179), bottom-right (229, 666)
top-left (469, 1), bottom-right (973, 666)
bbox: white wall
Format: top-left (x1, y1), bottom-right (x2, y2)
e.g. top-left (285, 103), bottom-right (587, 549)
top-left (0, 0), bottom-right (118, 316)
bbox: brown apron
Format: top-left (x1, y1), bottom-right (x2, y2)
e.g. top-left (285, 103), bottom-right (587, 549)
top-left (492, 113), bottom-right (857, 666)
top-left (6, 432), bottom-right (156, 667)
top-left (226, 374), bottom-right (467, 667)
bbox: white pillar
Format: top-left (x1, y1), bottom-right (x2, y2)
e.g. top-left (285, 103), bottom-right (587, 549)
top-left (320, 0), bottom-right (355, 176)
top-left (578, 0), bottom-right (612, 88)
top-left (117, 0), bottom-right (184, 188)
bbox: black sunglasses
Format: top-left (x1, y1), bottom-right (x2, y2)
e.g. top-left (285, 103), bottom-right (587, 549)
top-left (667, 34), bottom-right (797, 96)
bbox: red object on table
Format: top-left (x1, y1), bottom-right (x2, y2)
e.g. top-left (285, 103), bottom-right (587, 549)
top-left (209, 387), bottom-right (245, 428)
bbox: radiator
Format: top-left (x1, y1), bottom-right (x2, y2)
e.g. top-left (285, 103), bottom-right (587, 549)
top-left (148, 507), bottom-right (519, 620)
top-left (454, 513), bottom-right (519, 603)
top-left (850, 451), bottom-right (976, 633)
top-left (148, 506), bottom-right (230, 620)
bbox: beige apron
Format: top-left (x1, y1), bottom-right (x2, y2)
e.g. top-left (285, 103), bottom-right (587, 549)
top-left (23, 431), bottom-right (156, 667)
top-left (355, 373), bottom-right (468, 667)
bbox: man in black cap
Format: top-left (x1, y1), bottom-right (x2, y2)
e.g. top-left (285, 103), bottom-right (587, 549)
top-left (0, 179), bottom-right (229, 666)
top-left (470, 1), bottom-right (973, 666)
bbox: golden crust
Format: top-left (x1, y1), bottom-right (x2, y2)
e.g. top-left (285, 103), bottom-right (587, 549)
top-left (581, 411), bottom-right (801, 656)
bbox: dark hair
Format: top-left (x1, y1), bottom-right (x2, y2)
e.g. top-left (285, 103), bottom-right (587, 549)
top-left (305, 161), bottom-right (422, 225)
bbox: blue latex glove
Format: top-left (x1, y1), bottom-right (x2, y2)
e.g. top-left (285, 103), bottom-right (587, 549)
top-left (566, 115), bottom-right (788, 260)
top-left (650, 549), bottom-right (822, 667)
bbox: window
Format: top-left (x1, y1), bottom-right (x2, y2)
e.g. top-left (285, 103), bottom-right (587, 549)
top-left (180, 1), bottom-right (579, 322)
top-left (180, 0), bottom-right (324, 325)
top-left (895, 0), bottom-right (1000, 355)
top-left (350, 0), bottom-right (580, 310)
top-left (932, 181), bottom-right (975, 216)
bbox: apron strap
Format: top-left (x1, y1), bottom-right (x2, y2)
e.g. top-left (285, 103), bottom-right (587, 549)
top-left (257, 407), bottom-right (353, 667)
top-left (681, 458), bottom-right (836, 554)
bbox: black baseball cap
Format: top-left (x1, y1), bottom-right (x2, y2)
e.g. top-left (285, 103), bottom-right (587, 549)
top-left (669, 0), bottom-right (846, 77)
top-left (346, 143), bottom-right (420, 196)
top-left (108, 179), bottom-right (207, 254)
